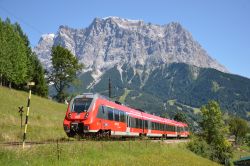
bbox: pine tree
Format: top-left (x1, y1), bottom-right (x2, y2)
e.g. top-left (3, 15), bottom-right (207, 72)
top-left (29, 53), bottom-right (48, 97)
top-left (174, 112), bottom-right (187, 123)
top-left (0, 18), bottom-right (48, 96)
top-left (0, 18), bottom-right (28, 88)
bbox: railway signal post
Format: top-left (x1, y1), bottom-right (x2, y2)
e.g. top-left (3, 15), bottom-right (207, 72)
top-left (22, 82), bottom-right (35, 149)
top-left (18, 106), bottom-right (24, 129)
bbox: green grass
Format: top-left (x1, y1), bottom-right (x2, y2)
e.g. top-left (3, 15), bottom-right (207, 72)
top-left (0, 141), bottom-right (220, 166)
top-left (232, 145), bottom-right (250, 161)
top-left (0, 86), bottom-right (67, 142)
top-left (0, 86), bottom-right (221, 165)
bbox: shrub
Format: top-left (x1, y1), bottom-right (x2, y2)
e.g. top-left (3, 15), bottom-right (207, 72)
top-left (187, 137), bottom-right (211, 158)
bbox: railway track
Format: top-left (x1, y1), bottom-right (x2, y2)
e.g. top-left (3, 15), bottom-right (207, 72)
top-left (0, 139), bottom-right (189, 147)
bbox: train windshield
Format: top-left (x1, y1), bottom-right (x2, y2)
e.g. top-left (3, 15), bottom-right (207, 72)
top-left (71, 98), bottom-right (93, 113)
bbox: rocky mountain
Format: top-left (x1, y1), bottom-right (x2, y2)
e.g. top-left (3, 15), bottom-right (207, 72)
top-left (70, 63), bottom-right (250, 126)
top-left (34, 17), bottom-right (250, 125)
top-left (34, 16), bottom-right (227, 78)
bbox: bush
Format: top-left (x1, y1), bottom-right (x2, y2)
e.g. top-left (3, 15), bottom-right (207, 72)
top-left (187, 137), bottom-right (211, 158)
top-left (209, 138), bottom-right (233, 163)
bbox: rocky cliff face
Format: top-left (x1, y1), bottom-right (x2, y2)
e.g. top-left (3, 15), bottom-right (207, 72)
top-left (34, 17), bottom-right (250, 123)
top-left (34, 16), bottom-right (228, 77)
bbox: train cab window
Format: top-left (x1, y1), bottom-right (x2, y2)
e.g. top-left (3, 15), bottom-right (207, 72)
top-left (114, 109), bottom-right (119, 121)
top-left (107, 107), bottom-right (114, 121)
top-left (71, 98), bottom-right (93, 113)
top-left (119, 111), bottom-right (125, 122)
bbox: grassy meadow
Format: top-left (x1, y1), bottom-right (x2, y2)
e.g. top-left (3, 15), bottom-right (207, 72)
top-left (0, 86), bottom-right (67, 142)
top-left (0, 86), bottom-right (222, 165)
top-left (0, 141), bottom-right (220, 166)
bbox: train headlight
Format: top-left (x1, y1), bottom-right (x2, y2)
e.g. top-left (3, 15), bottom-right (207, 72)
top-left (84, 112), bottom-right (89, 119)
top-left (68, 113), bottom-right (72, 119)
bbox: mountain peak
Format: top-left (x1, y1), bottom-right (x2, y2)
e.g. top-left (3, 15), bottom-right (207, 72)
top-left (102, 16), bottom-right (143, 22)
top-left (40, 33), bottom-right (55, 42)
top-left (34, 17), bottom-right (228, 74)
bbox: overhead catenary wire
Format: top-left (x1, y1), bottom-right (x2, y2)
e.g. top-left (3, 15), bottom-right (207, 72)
top-left (0, 5), bottom-right (44, 47)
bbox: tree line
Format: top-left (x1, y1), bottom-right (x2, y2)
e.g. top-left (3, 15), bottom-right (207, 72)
top-left (0, 18), bottom-right (48, 96)
top-left (0, 17), bottom-right (82, 101)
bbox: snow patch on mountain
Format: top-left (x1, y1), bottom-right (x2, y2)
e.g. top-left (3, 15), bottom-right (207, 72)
top-left (34, 17), bottom-right (228, 84)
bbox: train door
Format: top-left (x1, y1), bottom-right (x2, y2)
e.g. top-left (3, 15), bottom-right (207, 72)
top-left (148, 121), bottom-right (151, 136)
top-left (175, 126), bottom-right (178, 137)
top-left (126, 113), bottom-right (130, 135)
top-left (97, 105), bottom-right (106, 130)
top-left (142, 120), bottom-right (144, 134)
top-left (141, 112), bottom-right (144, 134)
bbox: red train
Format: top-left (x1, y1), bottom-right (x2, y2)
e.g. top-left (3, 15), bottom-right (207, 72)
top-left (63, 93), bottom-right (189, 138)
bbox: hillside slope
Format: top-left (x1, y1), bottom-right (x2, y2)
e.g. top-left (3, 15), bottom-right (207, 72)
top-left (0, 87), bottom-right (220, 166)
top-left (68, 63), bottom-right (250, 126)
top-left (0, 86), bottom-right (67, 142)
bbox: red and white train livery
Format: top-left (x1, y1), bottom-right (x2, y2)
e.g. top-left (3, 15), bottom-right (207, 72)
top-left (63, 93), bottom-right (189, 138)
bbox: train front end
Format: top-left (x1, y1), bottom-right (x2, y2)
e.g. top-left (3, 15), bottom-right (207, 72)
top-left (63, 93), bottom-right (95, 137)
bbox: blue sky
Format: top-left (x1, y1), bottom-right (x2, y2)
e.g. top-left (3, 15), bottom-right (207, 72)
top-left (0, 0), bottom-right (249, 78)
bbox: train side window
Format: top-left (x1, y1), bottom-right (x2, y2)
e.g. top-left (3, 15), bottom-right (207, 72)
top-left (114, 109), bottom-right (119, 121)
top-left (97, 105), bottom-right (105, 119)
top-left (131, 117), bottom-right (136, 128)
top-left (135, 118), bottom-right (139, 128)
top-left (144, 120), bottom-right (146, 129)
top-left (107, 107), bottom-right (114, 121)
top-left (130, 117), bottom-right (133, 127)
top-left (138, 119), bottom-right (141, 128)
top-left (119, 111), bottom-right (125, 122)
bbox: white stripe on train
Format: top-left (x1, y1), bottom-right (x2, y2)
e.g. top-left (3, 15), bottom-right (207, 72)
top-left (85, 130), bottom-right (187, 137)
